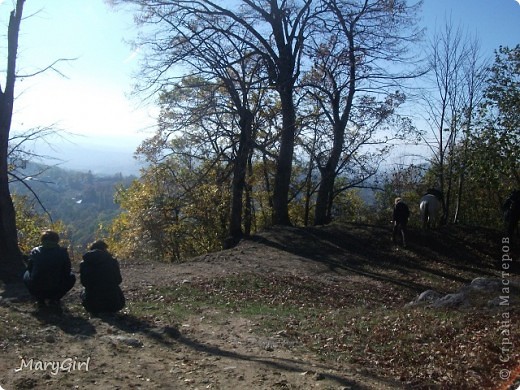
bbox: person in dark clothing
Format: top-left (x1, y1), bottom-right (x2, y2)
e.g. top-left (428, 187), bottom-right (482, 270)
top-left (503, 190), bottom-right (520, 239)
top-left (80, 240), bottom-right (125, 314)
top-left (392, 197), bottom-right (410, 248)
top-left (23, 230), bottom-right (76, 308)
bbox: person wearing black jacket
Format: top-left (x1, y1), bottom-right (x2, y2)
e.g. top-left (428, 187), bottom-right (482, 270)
top-left (80, 240), bottom-right (125, 314)
top-left (392, 197), bottom-right (410, 248)
top-left (23, 230), bottom-right (76, 308)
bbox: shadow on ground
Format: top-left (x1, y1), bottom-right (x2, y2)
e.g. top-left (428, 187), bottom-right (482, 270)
top-left (248, 223), bottom-right (510, 295)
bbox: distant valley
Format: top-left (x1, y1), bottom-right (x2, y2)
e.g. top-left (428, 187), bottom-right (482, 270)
top-left (10, 161), bottom-right (137, 251)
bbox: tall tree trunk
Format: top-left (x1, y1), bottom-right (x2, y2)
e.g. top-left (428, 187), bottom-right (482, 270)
top-left (0, 0), bottom-right (25, 284)
top-left (260, 153), bottom-right (273, 228)
top-left (454, 128), bottom-right (471, 224)
top-left (313, 20), bottom-right (356, 226)
top-left (453, 169), bottom-right (464, 223)
top-left (314, 124), bottom-right (345, 226)
top-left (272, 86), bottom-right (296, 226)
top-left (314, 168), bottom-right (334, 225)
top-left (227, 110), bottom-right (253, 247)
top-left (243, 154), bottom-right (253, 237)
top-left (303, 153), bottom-right (315, 227)
top-left (444, 121), bottom-right (458, 224)
top-left (244, 166), bottom-right (253, 237)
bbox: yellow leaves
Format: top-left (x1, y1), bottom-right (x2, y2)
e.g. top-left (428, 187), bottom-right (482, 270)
top-left (107, 161), bottom-right (230, 262)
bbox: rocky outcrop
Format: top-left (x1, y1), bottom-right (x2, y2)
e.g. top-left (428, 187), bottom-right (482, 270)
top-left (406, 277), bottom-right (518, 308)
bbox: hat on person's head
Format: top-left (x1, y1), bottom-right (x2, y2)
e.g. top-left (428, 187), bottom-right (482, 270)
top-left (394, 197), bottom-right (402, 205)
top-left (40, 230), bottom-right (60, 244)
top-left (90, 240), bottom-right (108, 251)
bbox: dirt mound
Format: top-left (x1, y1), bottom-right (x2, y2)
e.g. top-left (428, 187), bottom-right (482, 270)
top-left (1, 223), bottom-right (519, 389)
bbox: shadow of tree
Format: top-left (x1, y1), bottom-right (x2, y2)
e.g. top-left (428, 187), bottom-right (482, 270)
top-left (249, 223), bottom-right (505, 295)
top-left (174, 331), bottom-right (395, 389)
top-left (98, 312), bottom-right (181, 347)
top-left (81, 309), bottom-right (394, 388)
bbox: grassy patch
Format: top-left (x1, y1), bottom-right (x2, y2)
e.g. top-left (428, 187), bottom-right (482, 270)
top-left (126, 272), bottom-right (519, 389)
top-left (128, 274), bottom-right (321, 324)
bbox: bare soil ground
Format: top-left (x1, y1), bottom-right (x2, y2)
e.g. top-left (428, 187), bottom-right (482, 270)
top-left (1, 223), bottom-right (519, 390)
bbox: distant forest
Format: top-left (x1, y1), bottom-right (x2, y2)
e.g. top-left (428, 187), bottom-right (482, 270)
top-left (9, 163), bottom-right (136, 254)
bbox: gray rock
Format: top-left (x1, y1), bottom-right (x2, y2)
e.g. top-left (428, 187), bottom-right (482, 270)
top-left (103, 335), bottom-right (143, 348)
top-left (405, 289), bottom-right (442, 307)
top-left (416, 290), bottom-right (443, 303)
top-left (406, 277), bottom-right (518, 309)
top-left (469, 277), bottom-right (501, 291)
top-left (432, 292), bottom-right (468, 308)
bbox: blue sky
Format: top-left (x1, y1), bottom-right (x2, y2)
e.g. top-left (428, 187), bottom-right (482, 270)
top-left (1, 0), bottom-right (155, 173)
top-left (1, 0), bottom-right (519, 173)
top-left (421, 0), bottom-right (519, 52)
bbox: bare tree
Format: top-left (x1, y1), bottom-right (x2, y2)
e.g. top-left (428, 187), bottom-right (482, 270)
top-left (452, 39), bottom-right (488, 223)
top-left (113, 0), bottom-right (315, 226)
top-left (422, 18), bottom-right (487, 223)
top-left (133, 6), bottom-right (270, 244)
top-left (304, 0), bottom-right (423, 225)
top-left (1, 2), bottom-right (76, 284)
top-left (114, 0), bottom-right (423, 231)
top-left (156, 14), bottom-right (269, 245)
top-left (0, 0), bottom-right (25, 283)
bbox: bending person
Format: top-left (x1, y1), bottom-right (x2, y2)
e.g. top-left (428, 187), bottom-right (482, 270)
top-left (80, 240), bottom-right (125, 314)
top-left (23, 230), bottom-right (76, 309)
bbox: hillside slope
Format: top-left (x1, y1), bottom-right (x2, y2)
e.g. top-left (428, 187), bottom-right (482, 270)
top-left (1, 223), bottom-right (519, 389)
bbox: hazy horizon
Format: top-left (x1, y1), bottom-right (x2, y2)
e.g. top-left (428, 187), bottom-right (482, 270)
top-left (36, 140), bottom-right (145, 176)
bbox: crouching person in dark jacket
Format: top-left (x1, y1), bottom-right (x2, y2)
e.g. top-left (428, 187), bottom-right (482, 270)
top-left (80, 240), bottom-right (125, 314)
top-left (23, 230), bottom-right (76, 309)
